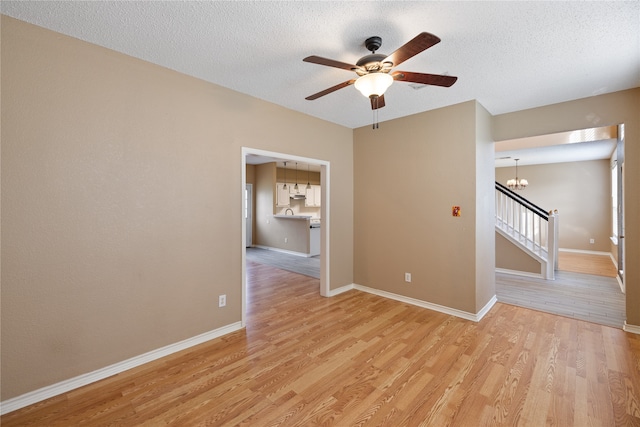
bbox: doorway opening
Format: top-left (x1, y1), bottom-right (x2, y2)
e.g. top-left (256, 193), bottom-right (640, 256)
top-left (494, 124), bottom-right (626, 327)
top-left (241, 147), bottom-right (330, 327)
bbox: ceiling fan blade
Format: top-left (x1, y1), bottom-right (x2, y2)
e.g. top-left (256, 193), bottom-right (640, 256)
top-left (303, 55), bottom-right (361, 72)
top-left (392, 71), bottom-right (457, 87)
top-left (370, 95), bottom-right (385, 110)
top-left (305, 79), bottom-right (356, 100)
top-left (383, 32), bottom-right (441, 67)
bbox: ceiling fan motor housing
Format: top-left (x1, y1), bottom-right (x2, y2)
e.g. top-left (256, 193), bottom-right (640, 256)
top-left (355, 36), bottom-right (393, 75)
top-left (365, 36), bottom-right (382, 53)
top-left (355, 53), bottom-right (390, 74)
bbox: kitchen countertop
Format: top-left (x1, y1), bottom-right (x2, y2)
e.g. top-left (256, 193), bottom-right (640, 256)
top-left (273, 214), bottom-right (312, 219)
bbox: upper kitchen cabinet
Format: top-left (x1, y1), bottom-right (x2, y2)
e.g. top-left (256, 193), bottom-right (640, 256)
top-left (289, 184), bottom-right (306, 198)
top-left (305, 185), bottom-right (321, 207)
top-left (276, 183), bottom-right (290, 207)
top-left (275, 163), bottom-right (320, 208)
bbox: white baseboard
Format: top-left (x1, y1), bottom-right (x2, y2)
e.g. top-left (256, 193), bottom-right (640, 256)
top-left (558, 248), bottom-right (612, 256)
top-left (616, 274), bottom-right (625, 293)
top-left (624, 322), bottom-right (640, 335)
top-left (496, 268), bottom-right (543, 279)
top-left (610, 254), bottom-right (619, 270)
top-left (327, 283), bottom-right (355, 296)
top-left (477, 295), bottom-right (498, 320)
top-left (0, 322), bottom-right (243, 416)
top-left (353, 284), bottom-right (496, 322)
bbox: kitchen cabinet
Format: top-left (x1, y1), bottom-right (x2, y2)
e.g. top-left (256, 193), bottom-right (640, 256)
top-left (276, 183), bottom-right (290, 207)
top-left (289, 183), bottom-right (305, 198)
top-left (305, 185), bottom-right (321, 207)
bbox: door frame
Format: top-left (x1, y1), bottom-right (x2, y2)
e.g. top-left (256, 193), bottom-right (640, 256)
top-left (245, 183), bottom-right (253, 247)
top-left (241, 147), bottom-right (331, 327)
top-left (616, 123), bottom-right (625, 290)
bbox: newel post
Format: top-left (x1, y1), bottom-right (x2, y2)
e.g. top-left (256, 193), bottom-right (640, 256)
top-left (548, 210), bottom-right (559, 275)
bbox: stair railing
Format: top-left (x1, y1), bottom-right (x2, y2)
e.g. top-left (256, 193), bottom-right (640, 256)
top-left (495, 181), bottom-right (559, 279)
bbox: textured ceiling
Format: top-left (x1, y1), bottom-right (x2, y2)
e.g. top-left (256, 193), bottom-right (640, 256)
top-left (3, 1), bottom-right (639, 130)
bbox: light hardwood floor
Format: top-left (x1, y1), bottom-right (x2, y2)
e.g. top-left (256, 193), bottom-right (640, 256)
top-left (3, 261), bottom-right (639, 426)
top-left (558, 251), bottom-right (618, 278)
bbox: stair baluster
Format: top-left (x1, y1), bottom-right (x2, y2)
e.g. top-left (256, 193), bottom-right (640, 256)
top-left (495, 182), bottom-right (559, 280)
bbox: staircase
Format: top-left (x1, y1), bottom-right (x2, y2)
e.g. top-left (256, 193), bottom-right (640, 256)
top-left (495, 182), bottom-right (559, 280)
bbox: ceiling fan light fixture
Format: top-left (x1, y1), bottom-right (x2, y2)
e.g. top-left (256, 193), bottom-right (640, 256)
top-left (354, 72), bottom-right (393, 98)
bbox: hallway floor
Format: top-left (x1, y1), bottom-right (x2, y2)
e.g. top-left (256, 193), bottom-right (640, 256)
top-left (496, 270), bottom-right (625, 328)
top-left (246, 247), bottom-right (320, 279)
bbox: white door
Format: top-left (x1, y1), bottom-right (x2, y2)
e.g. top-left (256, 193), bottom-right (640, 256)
top-left (245, 184), bottom-right (253, 247)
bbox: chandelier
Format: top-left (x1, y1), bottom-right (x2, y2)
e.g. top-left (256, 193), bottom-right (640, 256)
top-left (506, 158), bottom-right (528, 190)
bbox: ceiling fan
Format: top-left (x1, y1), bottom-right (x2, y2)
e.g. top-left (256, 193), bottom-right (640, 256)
top-left (303, 32), bottom-right (457, 127)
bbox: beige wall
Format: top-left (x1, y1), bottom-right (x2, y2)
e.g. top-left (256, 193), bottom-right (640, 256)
top-left (496, 159), bottom-right (612, 252)
top-left (261, 217), bottom-right (311, 253)
top-left (493, 88), bottom-right (640, 326)
top-left (1, 17), bottom-right (353, 400)
top-left (353, 100), bottom-right (495, 314)
top-left (496, 233), bottom-right (541, 274)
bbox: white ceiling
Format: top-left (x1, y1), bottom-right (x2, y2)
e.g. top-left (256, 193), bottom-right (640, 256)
top-left (2, 1), bottom-right (639, 131)
top-left (495, 138), bottom-right (617, 168)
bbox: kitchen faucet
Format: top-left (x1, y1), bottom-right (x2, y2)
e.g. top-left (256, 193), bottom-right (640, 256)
top-left (285, 208), bottom-right (294, 215)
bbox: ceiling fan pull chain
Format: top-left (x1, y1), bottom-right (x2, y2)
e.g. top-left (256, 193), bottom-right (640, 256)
top-left (371, 96), bottom-right (377, 129)
top-left (373, 97), bottom-right (380, 129)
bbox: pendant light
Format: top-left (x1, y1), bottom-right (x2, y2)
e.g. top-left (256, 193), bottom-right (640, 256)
top-left (506, 158), bottom-right (528, 190)
top-left (306, 164), bottom-right (312, 190)
top-left (282, 162), bottom-right (287, 190)
top-left (294, 162), bottom-right (299, 191)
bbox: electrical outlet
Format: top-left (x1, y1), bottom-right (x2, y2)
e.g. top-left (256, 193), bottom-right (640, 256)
top-left (218, 294), bottom-right (226, 307)
top-left (405, 272), bottom-right (412, 283)
top-left (589, 238), bottom-right (595, 244)
top-left (284, 237), bottom-right (288, 243)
